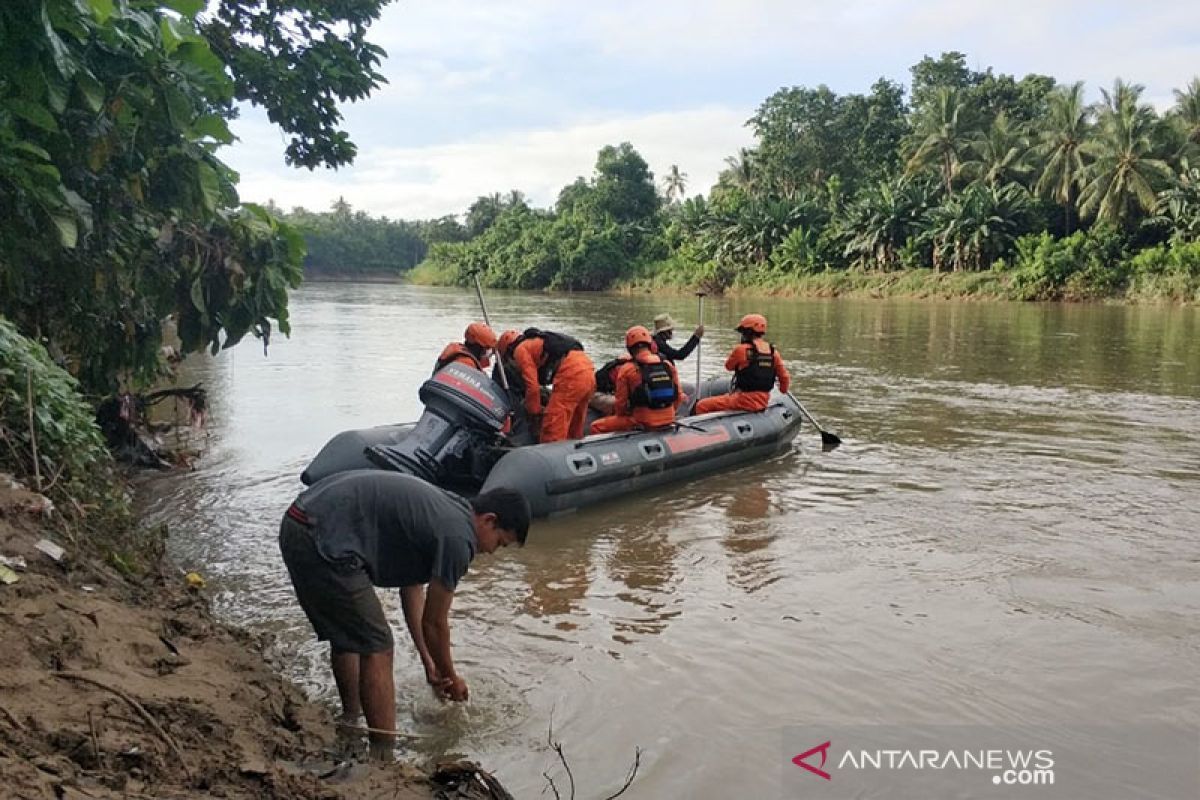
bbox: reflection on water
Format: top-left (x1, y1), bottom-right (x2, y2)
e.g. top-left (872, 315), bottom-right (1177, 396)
top-left (139, 284), bottom-right (1200, 798)
top-left (721, 485), bottom-right (780, 594)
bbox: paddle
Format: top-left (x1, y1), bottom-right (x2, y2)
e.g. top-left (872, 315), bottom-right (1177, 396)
top-left (470, 270), bottom-right (509, 390)
top-left (694, 291), bottom-right (706, 391)
top-left (788, 393), bottom-right (842, 450)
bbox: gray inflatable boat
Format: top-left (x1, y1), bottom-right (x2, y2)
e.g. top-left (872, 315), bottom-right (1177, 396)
top-left (301, 362), bottom-right (803, 517)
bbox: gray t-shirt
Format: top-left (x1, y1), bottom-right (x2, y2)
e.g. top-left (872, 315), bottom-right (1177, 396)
top-left (294, 471), bottom-right (476, 589)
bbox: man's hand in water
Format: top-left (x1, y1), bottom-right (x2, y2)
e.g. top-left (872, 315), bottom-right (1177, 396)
top-left (437, 675), bottom-right (469, 702)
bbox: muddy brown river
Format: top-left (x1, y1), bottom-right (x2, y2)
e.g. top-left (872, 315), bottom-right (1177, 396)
top-left (139, 284), bottom-right (1200, 798)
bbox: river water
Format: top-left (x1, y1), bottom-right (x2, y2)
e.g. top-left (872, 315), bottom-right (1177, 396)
top-left (139, 284), bottom-right (1200, 798)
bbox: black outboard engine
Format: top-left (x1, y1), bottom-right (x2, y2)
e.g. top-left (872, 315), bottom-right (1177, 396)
top-left (365, 363), bottom-right (510, 486)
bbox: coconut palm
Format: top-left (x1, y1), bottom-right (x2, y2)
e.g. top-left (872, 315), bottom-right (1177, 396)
top-left (720, 149), bottom-right (759, 193)
top-left (663, 164), bottom-right (688, 203)
top-left (963, 112), bottom-right (1030, 188)
top-left (1034, 82), bottom-right (1091, 233)
top-left (1078, 81), bottom-right (1173, 227)
top-left (906, 87), bottom-right (972, 195)
top-left (1172, 78), bottom-right (1200, 145)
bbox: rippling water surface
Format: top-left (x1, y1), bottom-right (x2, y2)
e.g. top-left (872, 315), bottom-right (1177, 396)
top-left (139, 285), bottom-right (1200, 798)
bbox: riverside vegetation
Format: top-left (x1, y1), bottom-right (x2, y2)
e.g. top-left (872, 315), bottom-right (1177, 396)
top-left (288, 53), bottom-right (1200, 304)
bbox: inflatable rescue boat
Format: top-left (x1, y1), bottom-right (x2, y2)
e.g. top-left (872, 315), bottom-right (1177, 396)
top-left (301, 362), bottom-right (803, 517)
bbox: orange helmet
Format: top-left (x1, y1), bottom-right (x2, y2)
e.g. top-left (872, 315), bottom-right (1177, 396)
top-left (496, 329), bottom-right (521, 356)
top-left (625, 325), bottom-right (654, 349)
top-left (464, 322), bottom-right (498, 349)
top-left (736, 313), bottom-right (767, 334)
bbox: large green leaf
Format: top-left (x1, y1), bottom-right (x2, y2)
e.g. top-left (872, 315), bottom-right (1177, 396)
top-left (196, 161), bottom-right (221, 212)
top-left (6, 99), bottom-right (60, 133)
top-left (74, 70), bottom-right (105, 113)
top-left (40, 5), bottom-right (77, 79)
top-left (192, 114), bottom-right (234, 144)
top-left (87, 0), bottom-right (115, 23)
top-left (49, 209), bottom-right (79, 249)
top-left (162, 0), bottom-right (205, 17)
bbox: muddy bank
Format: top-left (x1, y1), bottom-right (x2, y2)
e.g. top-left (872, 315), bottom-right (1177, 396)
top-left (0, 480), bottom-right (510, 800)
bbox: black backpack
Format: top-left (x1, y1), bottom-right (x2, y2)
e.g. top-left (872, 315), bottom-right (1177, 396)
top-left (733, 342), bottom-right (776, 392)
top-left (521, 328), bottom-right (584, 384)
top-left (594, 356), bottom-right (628, 393)
top-left (631, 359), bottom-right (678, 410)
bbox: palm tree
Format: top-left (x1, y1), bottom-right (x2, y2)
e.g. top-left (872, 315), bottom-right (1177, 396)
top-left (720, 149), bottom-right (758, 193)
top-left (663, 164), bottom-right (688, 203)
top-left (841, 178), bottom-right (935, 271)
top-left (906, 87), bottom-right (972, 195)
top-left (1172, 77), bottom-right (1200, 145)
top-left (924, 183), bottom-right (1031, 272)
top-left (1034, 82), bottom-right (1091, 233)
top-left (963, 112), bottom-right (1030, 188)
top-left (1078, 80), bottom-right (1173, 227)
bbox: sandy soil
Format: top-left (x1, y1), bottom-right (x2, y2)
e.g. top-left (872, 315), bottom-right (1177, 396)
top-left (0, 480), bottom-right (510, 800)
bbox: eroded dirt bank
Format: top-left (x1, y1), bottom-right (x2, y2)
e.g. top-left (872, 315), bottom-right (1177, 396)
top-left (0, 481), bottom-right (510, 800)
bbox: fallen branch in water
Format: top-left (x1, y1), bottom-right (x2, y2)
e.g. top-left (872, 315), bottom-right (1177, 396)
top-left (541, 710), bottom-right (641, 800)
top-left (53, 671), bottom-right (191, 779)
top-left (601, 747), bottom-right (642, 800)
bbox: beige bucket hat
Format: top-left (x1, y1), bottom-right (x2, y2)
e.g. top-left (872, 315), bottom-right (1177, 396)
top-left (652, 313), bottom-right (677, 334)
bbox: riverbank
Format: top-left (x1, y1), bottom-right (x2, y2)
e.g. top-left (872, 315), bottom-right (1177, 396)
top-left (0, 477), bottom-right (509, 800)
top-left (616, 256), bottom-right (1200, 305)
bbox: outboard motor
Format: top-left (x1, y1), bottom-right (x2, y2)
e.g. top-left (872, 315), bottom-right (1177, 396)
top-left (365, 362), bottom-right (510, 486)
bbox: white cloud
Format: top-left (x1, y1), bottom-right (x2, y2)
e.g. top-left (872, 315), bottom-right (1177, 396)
top-left (227, 106), bottom-right (754, 218)
top-left (219, 0), bottom-right (1200, 218)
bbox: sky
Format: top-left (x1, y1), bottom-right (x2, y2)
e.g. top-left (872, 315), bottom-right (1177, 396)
top-left (222, 0), bottom-right (1200, 221)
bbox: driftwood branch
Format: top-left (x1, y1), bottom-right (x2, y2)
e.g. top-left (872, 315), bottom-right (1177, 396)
top-left (601, 747), bottom-right (642, 800)
top-left (53, 672), bottom-right (191, 779)
top-left (540, 711), bottom-right (641, 800)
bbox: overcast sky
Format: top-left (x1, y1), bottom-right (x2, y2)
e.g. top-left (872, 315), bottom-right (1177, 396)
top-left (223, 0), bottom-right (1200, 220)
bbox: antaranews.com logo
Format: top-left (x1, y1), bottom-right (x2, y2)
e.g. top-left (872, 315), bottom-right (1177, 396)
top-left (781, 724), bottom-right (1196, 799)
top-left (792, 739), bottom-right (1055, 787)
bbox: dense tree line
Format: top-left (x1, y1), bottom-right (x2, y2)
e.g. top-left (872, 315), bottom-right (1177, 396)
top-left (416, 52), bottom-right (1200, 301)
top-left (413, 143), bottom-right (666, 289)
top-left (277, 199), bottom-right (435, 276)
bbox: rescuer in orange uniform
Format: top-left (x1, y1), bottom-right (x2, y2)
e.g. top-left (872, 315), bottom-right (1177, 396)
top-left (693, 314), bottom-right (789, 414)
top-left (590, 326), bottom-right (682, 434)
top-left (432, 322), bottom-right (498, 374)
top-left (511, 329), bottom-right (596, 443)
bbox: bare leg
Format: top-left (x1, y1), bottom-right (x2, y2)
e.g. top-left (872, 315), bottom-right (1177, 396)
top-left (330, 648), bottom-right (362, 720)
top-left (360, 648), bottom-right (396, 761)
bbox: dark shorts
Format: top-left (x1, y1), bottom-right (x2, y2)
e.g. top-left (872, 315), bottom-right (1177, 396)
top-left (278, 514), bottom-right (394, 654)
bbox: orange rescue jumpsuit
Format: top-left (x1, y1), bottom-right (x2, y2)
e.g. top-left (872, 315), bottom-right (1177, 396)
top-left (433, 342), bottom-right (489, 373)
top-left (693, 340), bottom-right (790, 414)
top-left (590, 352), bottom-right (682, 434)
top-left (513, 339), bottom-right (596, 443)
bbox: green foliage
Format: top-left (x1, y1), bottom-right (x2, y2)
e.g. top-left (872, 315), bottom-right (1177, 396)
top-left (0, 0), bottom-right (321, 395)
top-left (406, 52), bottom-right (1200, 304)
top-left (283, 199), bottom-right (428, 275)
top-left (1125, 241), bottom-right (1200, 301)
top-left (749, 79), bottom-right (907, 195)
top-left (421, 144), bottom-right (662, 291)
top-left (1007, 227), bottom-right (1128, 299)
top-left (0, 316), bottom-right (128, 520)
top-left (200, 0), bottom-right (392, 169)
top-left (1079, 81), bottom-right (1174, 227)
